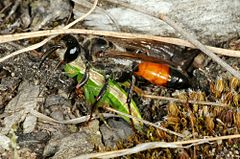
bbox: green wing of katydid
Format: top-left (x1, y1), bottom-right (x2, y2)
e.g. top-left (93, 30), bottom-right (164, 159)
top-left (64, 64), bottom-right (80, 78)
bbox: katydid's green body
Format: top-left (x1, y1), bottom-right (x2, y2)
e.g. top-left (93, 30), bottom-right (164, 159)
top-left (64, 60), bottom-right (142, 127)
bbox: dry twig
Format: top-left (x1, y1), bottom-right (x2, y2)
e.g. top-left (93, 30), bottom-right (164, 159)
top-left (142, 94), bottom-right (229, 108)
top-left (1, 29), bottom-right (240, 62)
top-left (30, 109), bottom-right (117, 124)
top-left (73, 134), bottom-right (240, 159)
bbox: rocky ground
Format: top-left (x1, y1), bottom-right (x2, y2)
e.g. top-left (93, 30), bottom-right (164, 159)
top-left (0, 0), bottom-right (240, 158)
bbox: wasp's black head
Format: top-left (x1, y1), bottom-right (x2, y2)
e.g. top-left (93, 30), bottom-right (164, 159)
top-left (62, 35), bottom-right (81, 63)
top-left (88, 37), bottom-right (113, 56)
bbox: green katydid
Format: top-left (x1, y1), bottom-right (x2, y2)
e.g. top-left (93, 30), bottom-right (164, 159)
top-left (57, 34), bottom-right (142, 127)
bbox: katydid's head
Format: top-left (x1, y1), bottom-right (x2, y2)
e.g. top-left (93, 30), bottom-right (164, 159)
top-left (62, 35), bottom-right (81, 63)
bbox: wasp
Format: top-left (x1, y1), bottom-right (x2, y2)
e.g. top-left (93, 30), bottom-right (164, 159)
top-left (69, 35), bottom-right (196, 125)
top-left (96, 49), bottom-right (191, 89)
top-left (90, 37), bottom-right (196, 90)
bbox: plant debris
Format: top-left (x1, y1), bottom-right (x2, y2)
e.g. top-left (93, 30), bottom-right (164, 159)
top-left (0, 0), bottom-right (240, 158)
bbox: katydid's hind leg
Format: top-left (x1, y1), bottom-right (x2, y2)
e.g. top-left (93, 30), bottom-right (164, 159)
top-left (88, 75), bottom-right (110, 123)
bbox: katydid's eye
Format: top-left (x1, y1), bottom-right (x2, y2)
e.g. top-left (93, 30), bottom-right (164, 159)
top-left (62, 35), bottom-right (81, 63)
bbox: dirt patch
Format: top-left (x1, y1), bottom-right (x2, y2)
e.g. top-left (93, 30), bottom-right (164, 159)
top-left (0, 0), bottom-right (240, 158)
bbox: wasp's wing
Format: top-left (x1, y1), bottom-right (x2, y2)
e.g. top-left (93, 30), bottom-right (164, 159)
top-left (104, 37), bottom-right (198, 69)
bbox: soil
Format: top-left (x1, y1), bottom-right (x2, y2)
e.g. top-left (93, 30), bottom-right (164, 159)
top-left (0, 0), bottom-right (240, 158)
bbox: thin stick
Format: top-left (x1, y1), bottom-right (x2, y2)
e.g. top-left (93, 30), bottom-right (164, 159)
top-left (0, 29), bottom-right (239, 57)
top-left (30, 109), bottom-right (117, 124)
top-left (104, 107), bottom-right (184, 138)
top-left (1, 29), bottom-right (240, 63)
top-left (142, 94), bottom-right (229, 108)
top-left (0, 0), bottom-right (98, 62)
top-left (73, 134), bottom-right (240, 159)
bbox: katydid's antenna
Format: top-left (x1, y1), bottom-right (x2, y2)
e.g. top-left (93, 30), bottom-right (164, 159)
top-left (38, 45), bottom-right (63, 69)
top-left (38, 45), bottom-right (64, 97)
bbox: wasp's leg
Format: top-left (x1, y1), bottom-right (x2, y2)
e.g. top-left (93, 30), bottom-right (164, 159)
top-left (126, 74), bottom-right (137, 132)
top-left (88, 75), bottom-right (110, 123)
top-left (125, 62), bottom-right (140, 132)
top-left (126, 75), bottom-right (136, 110)
top-left (76, 62), bottom-right (91, 89)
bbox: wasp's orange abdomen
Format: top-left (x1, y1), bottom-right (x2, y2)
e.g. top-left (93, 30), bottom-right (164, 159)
top-left (134, 62), bottom-right (170, 86)
top-left (134, 62), bottom-right (190, 89)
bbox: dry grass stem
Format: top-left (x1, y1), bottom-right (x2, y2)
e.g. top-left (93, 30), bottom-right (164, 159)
top-left (73, 134), bottom-right (240, 159)
top-left (30, 109), bottom-right (117, 124)
top-left (143, 94), bottom-right (229, 108)
top-left (0, 29), bottom-right (240, 63)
